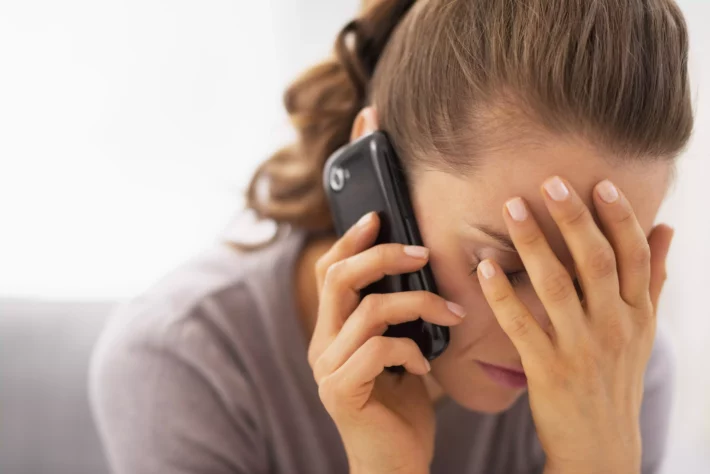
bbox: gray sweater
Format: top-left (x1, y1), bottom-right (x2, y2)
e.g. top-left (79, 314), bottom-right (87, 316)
top-left (89, 221), bottom-right (674, 474)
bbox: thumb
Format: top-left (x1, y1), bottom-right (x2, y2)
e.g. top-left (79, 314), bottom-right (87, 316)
top-left (648, 223), bottom-right (675, 314)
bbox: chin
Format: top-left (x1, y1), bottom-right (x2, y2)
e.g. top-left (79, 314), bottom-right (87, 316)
top-left (446, 379), bottom-right (527, 414)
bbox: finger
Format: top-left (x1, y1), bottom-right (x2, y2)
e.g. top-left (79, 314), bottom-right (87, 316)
top-left (313, 291), bottom-right (464, 383)
top-left (541, 176), bottom-right (620, 313)
top-left (316, 242), bottom-right (433, 340)
top-left (503, 196), bottom-right (587, 341)
top-left (314, 211), bottom-right (379, 294)
top-left (320, 336), bottom-right (429, 404)
top-left (592, 180), bottom-right (652, 308)
top-left (477, 258), bottom-right (553, 362)
top-left (310, 211), bottom-right (380, 358)
top-left (648, 224), bottom-right (674, 315)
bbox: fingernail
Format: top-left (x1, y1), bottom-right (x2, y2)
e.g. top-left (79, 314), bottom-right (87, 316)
top-left (506, 197), bottom-right (528, 222)
top-left (478, 260), bottom-right (496, 279)
top-left (446, 301), bottom-right (467, 318)
top-left (404, 245), bottom-right (429, 259)
top-left (356, 212), bottom-right (373, 228)
top-left (543, 176), bottom-right (569, 201)
top-left (424, 359), bottom-right (431, 372)
top-left (596, 180), bottom-right (619, 203)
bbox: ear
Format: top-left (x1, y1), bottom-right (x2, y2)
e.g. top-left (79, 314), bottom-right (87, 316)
top-left (350, 106), bottom-right (379, 142)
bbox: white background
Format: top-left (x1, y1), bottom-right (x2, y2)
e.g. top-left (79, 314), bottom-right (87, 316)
top-left (0, 1), bottom-right (707, 471)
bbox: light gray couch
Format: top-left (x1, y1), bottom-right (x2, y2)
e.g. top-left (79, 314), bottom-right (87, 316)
top-left (0, 298), bottom-right (116, 474)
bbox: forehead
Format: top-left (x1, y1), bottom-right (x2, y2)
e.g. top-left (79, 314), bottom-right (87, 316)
top-left (413, 139), bottom-right (670, 260)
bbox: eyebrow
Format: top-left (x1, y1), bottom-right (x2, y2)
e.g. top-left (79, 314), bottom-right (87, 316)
top-left (474, 224), bottom-right (517, 252)
top-left (470, 206), bottom-right (607, 253)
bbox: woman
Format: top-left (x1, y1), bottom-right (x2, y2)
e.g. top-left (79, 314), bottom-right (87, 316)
top-left (90, 0), bottom-right (693, 473)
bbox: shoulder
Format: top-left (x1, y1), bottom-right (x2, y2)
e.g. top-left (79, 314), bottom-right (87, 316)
top-left (88, 222), bottom-right (310, 472)
top-left (90, 242), bottom-right (255, 370)
top-left (90, 219), bottom-right (308, 380)
top-left (87, 241), bottom-right (264, 421)
top-left (89, 216), bottom-right (311, 402)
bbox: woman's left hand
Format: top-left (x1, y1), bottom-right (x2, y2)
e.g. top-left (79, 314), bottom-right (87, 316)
top-left (476, 176), bottom-right (674, 474)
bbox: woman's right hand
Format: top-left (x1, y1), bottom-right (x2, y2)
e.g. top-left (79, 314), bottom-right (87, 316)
top-left (307, 211), bottom-right (466, 474)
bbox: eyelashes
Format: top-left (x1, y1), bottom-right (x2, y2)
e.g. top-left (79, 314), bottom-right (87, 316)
top-left (469, 262), bottom-right (528, 287)
top-left (504, 271), bottom-right (528, 286)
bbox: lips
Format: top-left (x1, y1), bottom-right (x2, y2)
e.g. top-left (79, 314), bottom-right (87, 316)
top-left (476, 361), bottom-right (528, 389)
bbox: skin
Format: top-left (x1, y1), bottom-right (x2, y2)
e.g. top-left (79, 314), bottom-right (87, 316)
top-left (297, 107), bottom-right (675, 473)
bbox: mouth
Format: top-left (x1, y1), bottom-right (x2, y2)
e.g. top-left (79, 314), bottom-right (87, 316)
top-left (476, 361), bottom-right (528, 389)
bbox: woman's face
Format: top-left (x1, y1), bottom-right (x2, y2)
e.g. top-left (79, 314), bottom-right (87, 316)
top-left (409, 140), bottom-right (671, 413)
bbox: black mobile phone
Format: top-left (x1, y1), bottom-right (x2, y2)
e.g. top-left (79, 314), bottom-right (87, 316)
top-left (322, 131), bottom-right (450, 366)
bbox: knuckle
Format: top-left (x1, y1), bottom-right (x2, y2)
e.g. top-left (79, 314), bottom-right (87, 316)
top-left (507, 310), bottom-right (531, 338)
top-left (601, 316), bottom-right (632, 353)
top-left (563, 205), bottom-right (589, 227)
top-left (398, 336), bottom-right (420, 354)
top-left (360, 293), bottom-right (386, 315)
top-left (541, 270), bottom-right (574, 302)
top-left (317, 374), bottom-right (341, 412)
top-left (374, 244), bottom-right (390, 263)
top-left (390, 337), bottom-right (420, 367)
top-left (419, 291), bottom-right (442, 309)
top-left (638, 308), bottom-right (657, 335)
top-left (517, 229), bottom-right (543, 247)
top-left (412, 292), bottom-right (442, 315)
top-left (363, 335), bottom-right (389, 357)
top-left (314, 255), bottom-right (331, 281)
top-left (616, 206), bottom-right (635, 225)
top-left (307, 345), bottom-right (320, 370)
top-left (323, 259), bottom-right (346, 286)
top-left (311, 354), bottom-right (328, 382)
top-left (578, 344), bottom-right (602, 380)
top-left (490, 286), bottom-right (513, 304)
top-left (586, 245), bottom-right (617, 279)
top-left (629, 242), bottom-right (651, 270)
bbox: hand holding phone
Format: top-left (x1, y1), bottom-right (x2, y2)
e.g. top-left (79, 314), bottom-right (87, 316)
top-left (306, 209), bottom-right (465, 473)
top-left (322, 131), bottom-right (451, 363)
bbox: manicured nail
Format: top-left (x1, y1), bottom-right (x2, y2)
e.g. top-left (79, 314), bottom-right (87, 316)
top-left (596, 180), bottom-right (619, 203)
top-left (404, 245), bottom-right (429, 259)
top-left (478, 260), bottom-right (496, 279)
top-left (356, 212), bottom-right (373, 228)
top-left (446, 301), bottom-right (467, 318)
top-left (506, 197), bottom-right (528, 222)
top-left (543, 176), bottom-right (569, 201)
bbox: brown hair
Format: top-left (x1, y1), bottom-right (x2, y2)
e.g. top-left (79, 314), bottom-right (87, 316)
top-left (243, 0), bottom-right (694, 244)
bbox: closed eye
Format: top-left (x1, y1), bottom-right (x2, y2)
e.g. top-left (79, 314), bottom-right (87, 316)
top-left (469, 263), bottom-right (528, 287)
top-left (470, 263), bottom-right (582, 296)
